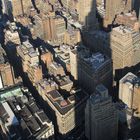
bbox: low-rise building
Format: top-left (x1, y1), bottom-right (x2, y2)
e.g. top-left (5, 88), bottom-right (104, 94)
top-left (54, 75), bottom-right (73, 92)
top-left (54, 45), bottom-right (72, 72)
top-left (48, 62), bottom-right (65, 77)
top-left (0, 85), bottom-right (54, 140)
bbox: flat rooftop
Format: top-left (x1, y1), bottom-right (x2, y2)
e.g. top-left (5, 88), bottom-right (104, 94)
top-left (55, 75), bottom-right (73, 87)
top-left (89, 84), bottom-right (109, 103)
top-left (0, 87), bottom-right (53, 139)
top-left (78, 47), bottom-right (110, 71)
top-left (46, 88), bottom-right (89, 115)
top-left (120, 72), bottom-right (140, 86)
top-left (0, 85), bottom-right (23, 102)
top-left (2, 102), bottom-right (18, 126)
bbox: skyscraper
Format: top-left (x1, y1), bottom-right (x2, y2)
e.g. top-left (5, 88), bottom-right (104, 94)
top-left (70, 48), bottom-right (78, 80)
top-left (36, 79), bottom-right (89, 135)
top-left (17, 40), bottom-right (42, 85)
top-left (119, 72), bottom-right (140, 115)
top-left (33, 12), bottom-right (66, 45)
top-left (110, 25), bottom-right (140, 74)
top-left (77, 45), bottom-right (112, 94)
top-left (0, 46), bottom-right (21, 88)
top-left (85, 84), bottom-right (118, 140)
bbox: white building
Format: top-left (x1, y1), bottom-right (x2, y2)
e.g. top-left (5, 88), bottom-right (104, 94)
top-left (119, 72), bottom-right (138, 109)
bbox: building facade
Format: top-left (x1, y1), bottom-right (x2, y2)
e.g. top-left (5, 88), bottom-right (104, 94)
top-left (85, 84), bottom-right (118, 140)
top-left (110, 26), bottom-right (140, 74)
top-left (2, 0), bottom-right (32, 18)
top-left (17, 40), bottom-right (42, 85)
top-left (34, 12), bottom-right (66, 45)
top-left (36, 79), bottom-right (89, 135)
top-left (119, 72), bottom-right (140, 117)
top-left (0, 46), bottom-right (21, 89)
top-left (77, 45), bottom-right (112, 94)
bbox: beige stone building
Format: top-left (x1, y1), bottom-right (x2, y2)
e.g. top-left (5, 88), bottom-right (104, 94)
top-left (48, 62), bottom-right (65, 77)
top-left (110, 26), bottom-right (140, 72)
top-left (0, 46), bottom-right (21, 89)
top-left (33, 12), bottom-right (66, 45)
top-left (64, 27), bottom-right (81, 46)
top-left (70, 48), bottom-right (78, 80)
top-left (4, 22), bottom-right (21, 46)
top-left (36, 79), bottom-right (89, 135)
top-left (2, 0), bottom-right (33, 18)
top-left (119, 72), bottom-right (140, 117)
top-left (17, 40), bottom-right (42, 85)
top-left (40, 46), bottom-right (53, 68)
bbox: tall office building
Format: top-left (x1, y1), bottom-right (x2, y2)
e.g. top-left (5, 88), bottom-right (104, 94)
top-left (60, 0), bottom-right (78, 13)
top-left (2, 0), bottom-right (22, 17)
top-left (78, 45), bottom-right (112, 94)
top-left (49, 15), bottom-right (66, 44)
top-left (21, 0), bottom-right (33, 15)
top-left (119, 72), bottom-right (140, 116)
top-left (85, 84), bottom-right (118, 140)
top-left (64, 26), bottom-right (81, 46)
top-left (110, 25), bottom-right (140, 74)
top-left (0, 48), bottom-right (14, 88)
top-left (104, 0), bottom-right (132, 27)
top-left (35, 0), bottom-right (53, 14)
top-left (119, 72), bottom-right (137, 109)
top-left (34, 12), bottom-right (66, 45)
top-left (17, 40), bottom-right (42, 85)
top-left (70, 48), bottom-right (78, 80)
top-left (0, 46), bottom-right (21, 89)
